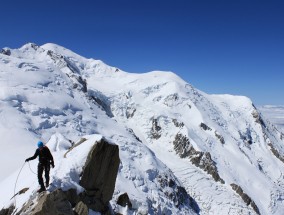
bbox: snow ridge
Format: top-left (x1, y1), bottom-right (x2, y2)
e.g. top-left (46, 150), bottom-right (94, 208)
top-left (0, 43), bottom-right (284, 215)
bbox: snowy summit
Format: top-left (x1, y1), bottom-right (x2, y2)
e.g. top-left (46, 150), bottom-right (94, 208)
top-left (0, 43), bottom-right (284, 215)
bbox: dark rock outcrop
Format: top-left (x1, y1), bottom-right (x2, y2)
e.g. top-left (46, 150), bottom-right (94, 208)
top-left (64, 188), bottom-right (80, 207)
top-left (126, 128), bottom-right (142, 142)
top-left (66, 73), bottom-right (87, 93)
top-left (172, 119), bottom-right (184, 128)
top-left (0, 205), bottom-right (15, 215)
top-left (117, 193), bottom-right (132, 208)
top-left (230, 183), bottom-right (260, 215)
top-left (151, 118), bottom-right (162, 139)
top-left (173, 133), bottom-right (224, 184)
top-left (215, 131), bottom-right (225, 144)
top-left (156, 174), bottom-right (199, 212)
top-left (17, 189), bottom-right (74, 215)
top-left (76, 76), bottom-right (87, 93)
top-left (164, 93), bottom-right (179, 107)
top-left (32, 189), bottom-right (74, 215)
top-left (268, 143), bottom-right (284, 164)
top-left (191, 152), bottom-right (225, 184)
top-left (79, 138), bottom-right (120, 211)
top-left (173, 133), bottom-right (195, 158)
top-left (47, 49), bottom-right (87, 93)
top-left (200, 123), bottom-right (212, 131)
top-left (88, 90), bottom-right (114, 117)
top-left (0, 48), bottom-right (11, 56)
top-left (30, 43), bottom-right (39, 50)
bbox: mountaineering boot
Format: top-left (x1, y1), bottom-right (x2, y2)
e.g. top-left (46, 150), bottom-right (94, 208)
top-left (37, 186), bottom-right (46, 193)
top-left (38, 179), bottom-right (46, 193)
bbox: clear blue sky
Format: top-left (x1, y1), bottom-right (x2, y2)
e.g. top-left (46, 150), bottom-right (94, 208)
top-left (1, 0), bottom-right (283, 105)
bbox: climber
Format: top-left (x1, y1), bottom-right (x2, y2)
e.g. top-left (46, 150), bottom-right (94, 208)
top-left (25, 141), bottom-right (54, 192)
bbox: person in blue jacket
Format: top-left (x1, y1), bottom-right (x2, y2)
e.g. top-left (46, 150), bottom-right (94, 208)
top-left (25, 141), bottom-right (54, 192)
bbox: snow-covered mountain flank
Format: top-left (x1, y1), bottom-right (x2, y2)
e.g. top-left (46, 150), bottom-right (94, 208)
top-left (0, 43), bottom-right (284, 215)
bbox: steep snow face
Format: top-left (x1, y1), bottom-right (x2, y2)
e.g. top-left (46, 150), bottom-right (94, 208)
top-left (0, 43), bottom-right (284, 215)
top-left (86, 62), bottom-right (284, 214)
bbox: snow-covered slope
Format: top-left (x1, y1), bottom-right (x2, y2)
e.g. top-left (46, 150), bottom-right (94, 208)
top-left (0, 43), bottom-right (197, 214)
top-left (0, 43), bottom-right (284, 215)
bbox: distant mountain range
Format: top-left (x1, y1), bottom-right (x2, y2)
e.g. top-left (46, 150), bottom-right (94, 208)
top-left (0, 43), bottom-right (284, 215)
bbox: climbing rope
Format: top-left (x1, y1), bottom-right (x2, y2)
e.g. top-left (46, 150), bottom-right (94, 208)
top-left (27, 161), bottom-right (37, 175)
top-left (13, 162), bottom-right (26, 208)
top-left (13, 161), bottom-right (36, 209)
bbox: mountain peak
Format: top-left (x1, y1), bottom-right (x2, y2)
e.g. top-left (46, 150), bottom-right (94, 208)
top-left (41, 43), bottom-right (86, 60)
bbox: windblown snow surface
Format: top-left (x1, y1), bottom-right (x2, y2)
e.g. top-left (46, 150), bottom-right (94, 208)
top-left (0, 43), bottom-right (284, 215)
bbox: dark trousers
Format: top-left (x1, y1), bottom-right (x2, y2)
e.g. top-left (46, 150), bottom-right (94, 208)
top-left (38, 163), bottom-right (50, 188)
